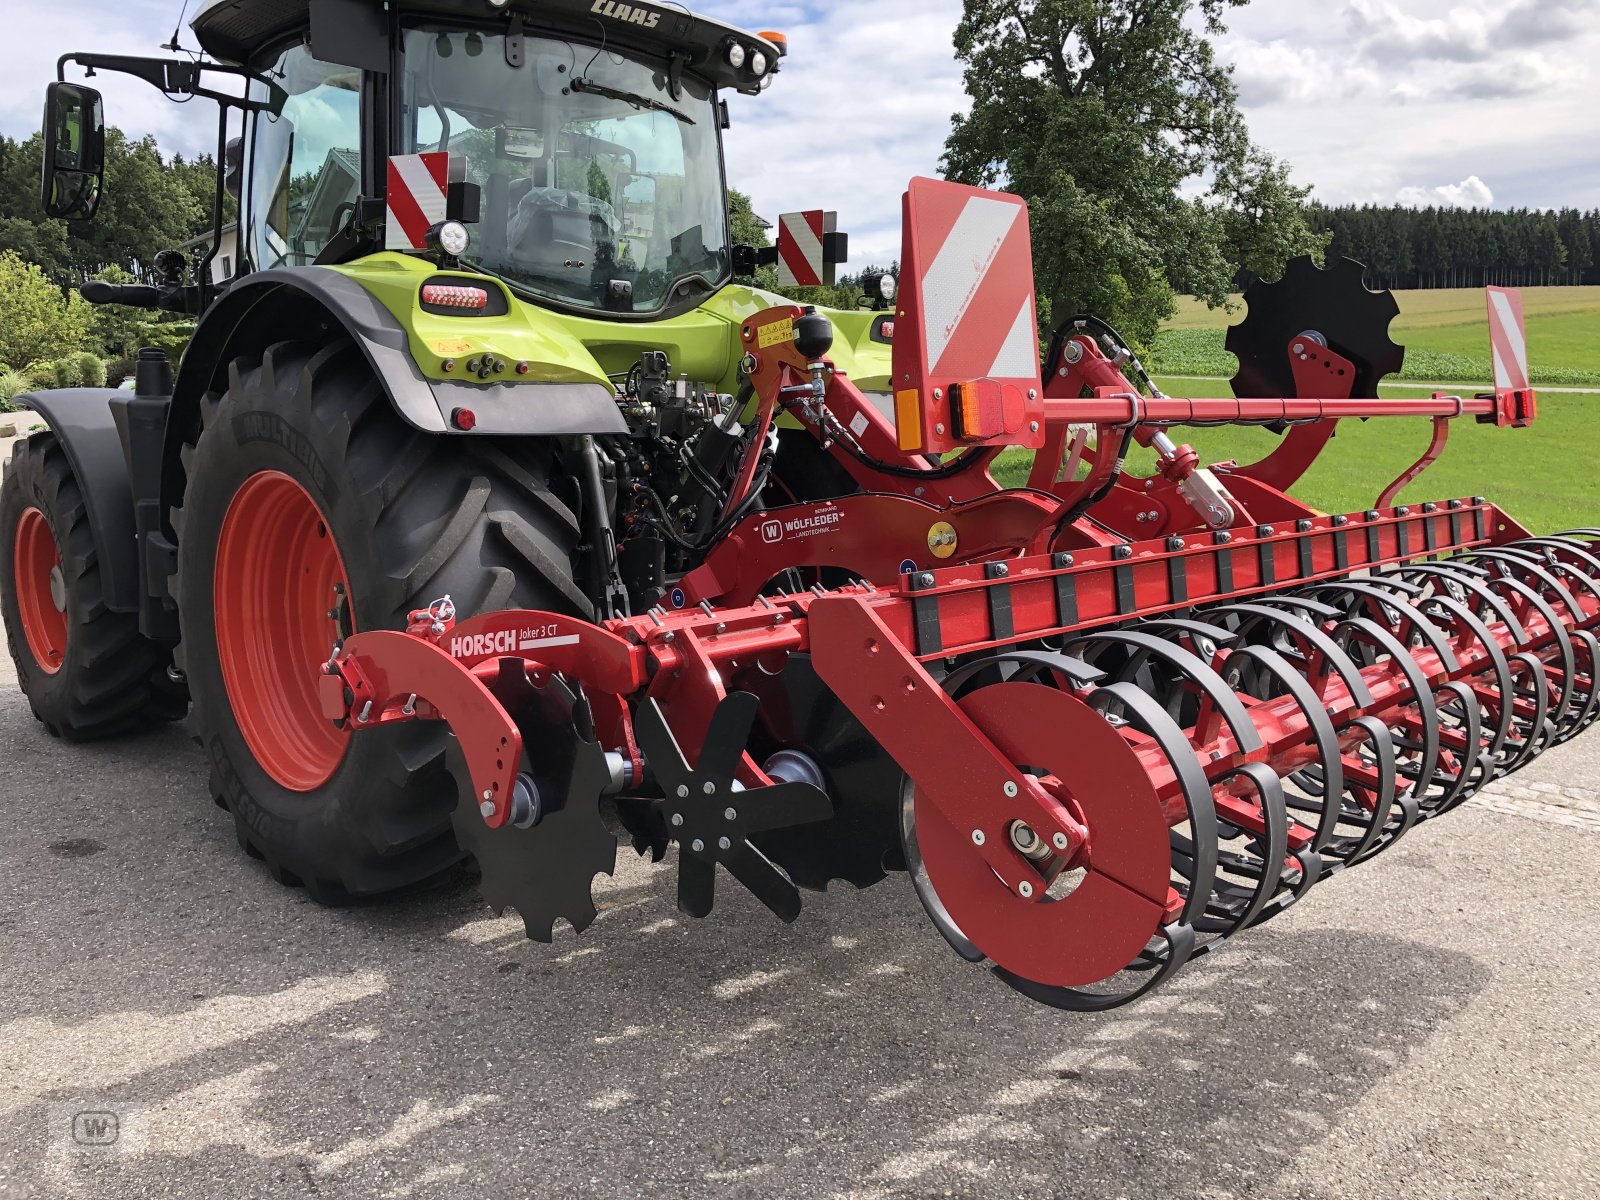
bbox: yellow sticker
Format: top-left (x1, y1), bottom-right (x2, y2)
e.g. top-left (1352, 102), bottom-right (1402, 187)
top-left (757, 319), bottom-right (794, 349)
top-left (430, 339), bottom-right (472, 356)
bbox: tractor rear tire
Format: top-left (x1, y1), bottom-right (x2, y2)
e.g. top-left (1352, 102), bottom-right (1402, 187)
top-left (0, 432), bottom-right (187, 738)
top-left (172, 338), bottom-right (585, 901)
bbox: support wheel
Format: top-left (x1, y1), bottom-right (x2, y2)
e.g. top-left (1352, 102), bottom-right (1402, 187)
top-left (1, 432), bottom-right (185, 738)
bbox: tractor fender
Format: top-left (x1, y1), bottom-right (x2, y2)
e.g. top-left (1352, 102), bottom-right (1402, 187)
top-left (12, 389), bottom-right (140, 613)
top-left (167, 267), bottom-right (625, 504)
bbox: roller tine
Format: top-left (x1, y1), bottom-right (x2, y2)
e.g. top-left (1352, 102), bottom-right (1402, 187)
top-left (1224, 645), bottom-right (1345, 855)
top-left (1334, 716), bottom-right (1400, 865)
top-left (1420, 682), bottom-right (1483, 816)
top-left (1074, 630), bottom-right (1265, 757)
top-left (1336, 615), bottom-right (1442, 798)
top-left (1211, 762), bottom-right (1290, 934)
top-left (1503, 652), bottom-right (1553, 769)
top-left (697, 691), bottom-right (762, 783)
top-left (1088, 682), bottom-right (1218, 932)
top-left (1564, 630), bottom-right (1600, 733)
top-left (1416, 593), bottom-right (1516, 771)
top-left (677, 852), bottom-right (717, 919)
top-left (993, 924), bottom-right (1195, 1014)
top-left (722, 843), bottom-right (803, 923)
top-left (1485, 574), bottom-right (1581, 737)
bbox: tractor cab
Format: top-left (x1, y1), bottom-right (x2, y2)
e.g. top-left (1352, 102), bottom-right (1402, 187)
top-left (49, 0), bottom-right (785, 319)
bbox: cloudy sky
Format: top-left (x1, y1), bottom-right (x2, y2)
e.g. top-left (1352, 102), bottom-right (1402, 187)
top-left (5, 0), bottom-right (1598, 264)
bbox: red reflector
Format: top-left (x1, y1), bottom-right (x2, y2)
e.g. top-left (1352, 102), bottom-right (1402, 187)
top-left (881, 320), bottom-right (895, 339)
top-left (451, 407), bottom-right (477, 431)
top-left (422, 284), bottom-right (489, 310)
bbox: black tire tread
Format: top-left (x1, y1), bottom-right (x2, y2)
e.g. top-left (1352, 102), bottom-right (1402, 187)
top-left (1, 432), bottom-right (186, 739)
top-left (172, 337), bottom-right (582, 901)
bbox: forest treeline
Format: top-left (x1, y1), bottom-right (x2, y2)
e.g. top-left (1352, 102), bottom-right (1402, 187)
top-left (1308, 203), bottom-right (1599, 290)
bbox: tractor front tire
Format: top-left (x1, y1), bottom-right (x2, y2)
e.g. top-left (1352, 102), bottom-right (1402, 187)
top-left (1, 432), bottom-right (186, 738)
top-left (173, 339), bottom-right (584, 901)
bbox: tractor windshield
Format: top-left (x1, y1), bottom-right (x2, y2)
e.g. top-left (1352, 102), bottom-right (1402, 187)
top-left (401, 27), bottom-right (730, 316)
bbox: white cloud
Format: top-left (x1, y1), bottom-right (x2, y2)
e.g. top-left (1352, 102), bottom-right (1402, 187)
top-left (1396, 174), bottom-right (1495, 207)
top-left (3, 0), bottom-right (1596, 274)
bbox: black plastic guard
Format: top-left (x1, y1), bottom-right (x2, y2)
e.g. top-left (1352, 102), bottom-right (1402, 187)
top-left (173, 267), bottom-right (626, 439)
top-left (12, 389), bottom-right (140, 613)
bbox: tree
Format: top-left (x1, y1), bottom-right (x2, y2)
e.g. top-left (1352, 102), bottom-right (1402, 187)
top-left (0, 130), bottom-right (213, 283)
top-left (0, 251), bottom-right (93, 368)
top-left (726, 188), bottom-right (870, 309)
top-left (941, 0), bottom-right (1325, 345)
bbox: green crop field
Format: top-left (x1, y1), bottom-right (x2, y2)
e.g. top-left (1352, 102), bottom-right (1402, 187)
top-left (993, 379), bottom-right (1600, 535)
top-left (1154, 285), bottom-right (1600, 387)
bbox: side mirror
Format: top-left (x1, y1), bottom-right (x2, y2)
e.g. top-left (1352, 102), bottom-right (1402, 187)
top-left (41, 81), bottom-right (105, 221)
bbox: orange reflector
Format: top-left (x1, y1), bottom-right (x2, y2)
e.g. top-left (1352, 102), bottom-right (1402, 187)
top-left (759, 30), bottom-right (788, 54)
top-left (895, 389), bottom-right (923, 452)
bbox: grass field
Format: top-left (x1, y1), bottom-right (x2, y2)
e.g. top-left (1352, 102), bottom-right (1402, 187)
top-left (1154, 285), bottom-right (1600, 386)
top-left (992, 379), bottom-right (1600, 535)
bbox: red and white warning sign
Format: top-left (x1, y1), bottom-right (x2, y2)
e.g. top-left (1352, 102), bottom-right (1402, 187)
top-left (386, 152), bottom-right (454, 251)
top-left (777, 209), bottom-right (836, 288)
top-left (1487, 286), bottom-right (1530, 392)
top-left (891, 177), bottom-right (1044, 455)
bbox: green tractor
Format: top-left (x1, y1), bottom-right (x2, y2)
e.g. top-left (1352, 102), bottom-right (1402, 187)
top-left (5, 0), bottom-right (883, 900)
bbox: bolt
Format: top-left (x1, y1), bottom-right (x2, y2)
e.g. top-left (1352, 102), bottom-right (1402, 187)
top-left (482, 789), bottom-right (493, 802)
top-left (1030, 421), bottom-right (1040, 433)
top-left (1018, 880), bottom-right (1035, 899)
top-left (479, 800), bottom-right (495, 819)
top-left (1003, 780), bottom-right (1019, 798)
top-left (357, 700), bottom-right (372, 724)
top-left (691, 839), bottom-right (705, 852)
top-left (1027, 389), bottom-right (1038, 401)
top-left (971, 829), bottom-right (986, 846)
top-left (934, 423), bottom-right (946, 436)
top-left (662, 630), bottom-right (676, 644)
top-left (919, 573), bottom-right (936, 588)
top-left (718, 836), bottom-right (732, 851)
top-left (703, 781), bottom-right (717, 795)
top-left (724, 807), bottom-right (738, 821)
top-left (1051, 831), bottom-right (1070, 851)
top-left (932, 388), bottom-right (943, 400)
top-left (671, 813), bottom-right (684, 827)
top-left (676, 784), bottom-right (690, 799)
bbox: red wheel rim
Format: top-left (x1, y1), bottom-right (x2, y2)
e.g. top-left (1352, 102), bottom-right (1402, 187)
top-left (214, 471), bottom-right (352, 792)
top-left (13, 507), bottom-right (68, 674)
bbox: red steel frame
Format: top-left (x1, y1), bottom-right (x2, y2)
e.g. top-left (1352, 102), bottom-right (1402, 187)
top-left (315, 181), bottom-right (1572, 1002)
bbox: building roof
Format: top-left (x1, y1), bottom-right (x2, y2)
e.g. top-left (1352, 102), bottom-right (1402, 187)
top-left (176, 222), bottom-right (239, 253)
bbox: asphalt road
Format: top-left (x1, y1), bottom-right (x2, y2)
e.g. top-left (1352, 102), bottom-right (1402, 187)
top-left (2, 428), bottom-right (1598, 1197)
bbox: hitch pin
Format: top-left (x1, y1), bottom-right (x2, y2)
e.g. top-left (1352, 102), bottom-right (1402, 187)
top-left (401, 694), bottom-right (417, 716)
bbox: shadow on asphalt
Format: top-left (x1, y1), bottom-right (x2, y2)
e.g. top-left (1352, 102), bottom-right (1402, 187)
top-left (0, 709), bottom-right (1492, 1199)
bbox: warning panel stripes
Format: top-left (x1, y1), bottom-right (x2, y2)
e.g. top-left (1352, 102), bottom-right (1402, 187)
top-left (1487, 287), bottom-right (1529, 392)
top-left (917, 192), bottom-right (1037, 382)
top-left (386, 152), bottom-right (451, 250)
top-left (777, 210), bottom-right (826, 288)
